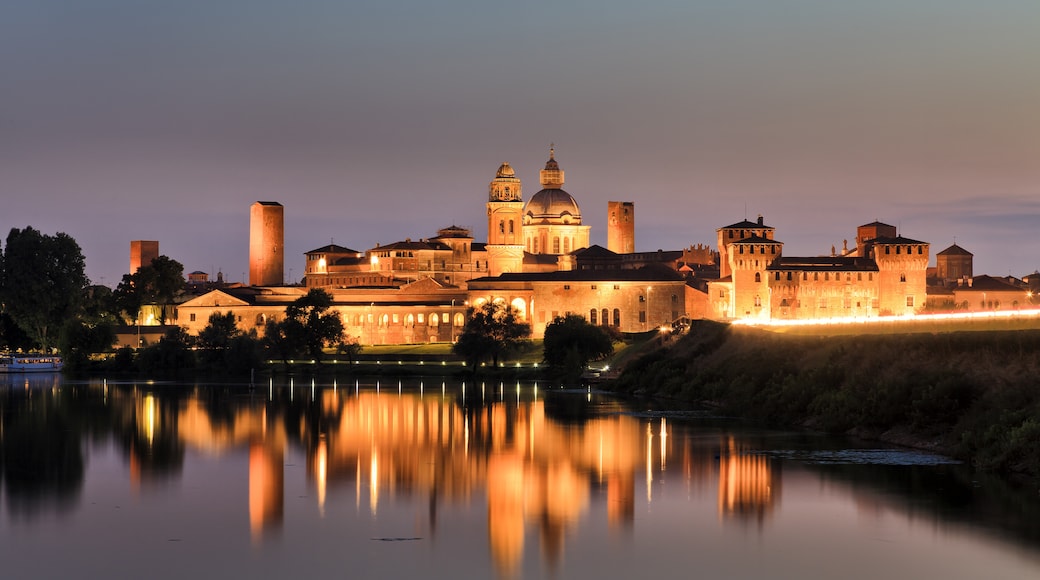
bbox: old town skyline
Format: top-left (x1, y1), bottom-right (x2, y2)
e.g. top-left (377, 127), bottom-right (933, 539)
top-left (3, 1), bottom-right (1038, 287)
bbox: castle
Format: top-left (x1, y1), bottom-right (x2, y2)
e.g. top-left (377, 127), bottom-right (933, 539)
top-left (176, 147), bottom-right (1028, 343)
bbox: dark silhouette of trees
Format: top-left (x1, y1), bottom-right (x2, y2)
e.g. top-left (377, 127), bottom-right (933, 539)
top-left (197, 311), bottom-right (263, 374)
top-left (452, 301), bottom-right (531, 370)
top-left (0, 226), bottom-right (89, 351)
top-left (542, 314), bottom-right (614, 384)
top-left (114, 255), bottom-right (185, 325)
top-left (263, 289), bottom-right (345, 364)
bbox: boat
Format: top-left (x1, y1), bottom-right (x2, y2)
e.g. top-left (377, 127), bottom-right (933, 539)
top-left (0, 353), bottom-right (64, 373)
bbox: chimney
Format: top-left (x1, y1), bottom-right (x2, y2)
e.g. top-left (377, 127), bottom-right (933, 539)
top-left (757, 215), bottom-right (764, 226)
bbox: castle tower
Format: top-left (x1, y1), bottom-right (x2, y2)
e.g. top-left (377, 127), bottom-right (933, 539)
top-left (249, 201), bottom-right (284, 286)
top-left (871, 235), bottom-right (929, 315)
top-left (130, 240), bottom-right (159, 273)
top-left (728, 235), bottom-right (783, 320)
top-left (607, 201), bottom-right (635, 254)
top-left (486, 163), bottom-right (525, 276)
top-left (716, 216), bottom-right (775, 279)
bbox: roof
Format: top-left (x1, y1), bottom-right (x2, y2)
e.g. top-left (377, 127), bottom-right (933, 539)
top-left (859, 220), bottom-right (895, 228)
top-left (525, 188), bottom-right (581, 219)
top-left (731, 234), bottom-right (782, 245)
top-left (954, 275), bottom-right (1025, 293)
top-left (573, 244), bottom-right (619, 259)
top-left (871, 236), bottom-right (928, 245)
top-left (304, 243), bottom-right (359, 255)
top-left (937, 243), bottom-right (973, 256)
top-left (371, 240), bottom-right (450, 252)
top-left (719, 219), bottom-right (773, 230)
top-left (767, 256), bottom-right (879, 272)
top-left (470, 265), bottom-right (684, 284)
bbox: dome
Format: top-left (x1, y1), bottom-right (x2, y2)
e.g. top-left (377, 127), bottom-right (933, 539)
top-left (495, 162), bottom-right (515, 178)
top-left (525, 188), bottom-right (581, 222)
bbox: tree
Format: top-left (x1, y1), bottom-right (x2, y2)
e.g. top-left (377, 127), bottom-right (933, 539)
top-left (58, 285), bottom-right (120, 369)
top-left (542, 314), bottom-right (614, 384)
top-left (198, 311), bottom-right (262, 374)
top-left (0, 227), bottom-right (89, 351)
top-left (452, 301), bottom-right (531, 370)
top-left (263, 289), bottom-right (345, 364)
top-left (114, 255), bottom-right (184, 325)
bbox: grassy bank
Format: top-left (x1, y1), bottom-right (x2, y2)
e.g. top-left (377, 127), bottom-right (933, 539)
top-left (609, 320), bottom-right (1040, 478)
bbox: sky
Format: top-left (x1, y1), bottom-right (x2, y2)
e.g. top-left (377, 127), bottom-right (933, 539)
top-left (3, 0), bottom-right (1039, 287)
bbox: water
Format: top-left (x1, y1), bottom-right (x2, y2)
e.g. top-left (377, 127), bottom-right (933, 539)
top-left (2, 373), bottom-right (1039, 579)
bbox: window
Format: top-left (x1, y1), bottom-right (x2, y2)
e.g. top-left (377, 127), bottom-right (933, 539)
top-left (499, 220), bottom-right (505, 233)
top-left (775, 272), bottom-right (781, 281)
top-left (639, 311), bottom-right (646, 323)
top-left (671, 294), bottom-right (678, 303)
top-left (885, 246), bottom-right (891, 255)
top-left (591, 285), bottom-right (597, 290)
top-left (814, 272), bottom-right (819, 281)
top-left (786, 272), bottom-right (792, 281)
top-left (392, 313), bottom-right (399, 324)
top-left (749, 245), bottom-right (754, 254)
top-left (417, 313), bottom-right (425, 324)
top-left (857, 273), bottom-right (862, 281)
top-left (754, 272), bottom-right (761, 283)
top-left (613, 285), bottom-right (620, 290)
top-left (602, 309), bottom-right (609, 326)
top-left (564, 238), bottom-right (570, 253)
top-left (508, 220), bottom-right (514, 234)
top-left (613, 309), bottom-right (621, 326)
top-left (189, 313), bottom-right (196, 322)
top-left (639, 294), bottom-right (646, 302)
top-left (906, 296), bottom-right (915, 307)
top-left (754, 295), bottom-right (762, 307)
top-left (564, 284), bottom-right (571, 290)
top-left (739, 245), bottom-right (744, 254)
top-left (553, 237), bottom-right (560, 253)
top-left (590, 309), bottom-right (597, 325)
top-left (900, 273), bottom-right (906, 282)
top-left (771, 245), bottom-right (777, 255)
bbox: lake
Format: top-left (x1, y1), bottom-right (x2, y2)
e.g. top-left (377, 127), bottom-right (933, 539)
top-left (2, 373), bottom-right (1039, 579)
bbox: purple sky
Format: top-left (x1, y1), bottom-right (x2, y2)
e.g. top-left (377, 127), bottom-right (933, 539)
top-left (3, 0), bottom-right (1039, 287)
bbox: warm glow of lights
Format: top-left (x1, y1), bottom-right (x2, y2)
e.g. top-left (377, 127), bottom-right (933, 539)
top-left (318, 257), bottom-right (327, 272)
top-left (370, 451), bottom-right (379, 514)
top-left (316, 437), bottom-right (328, 516)
top-left (731, 307), bottom-right (1040, 328)
top-left (660, 418), bottom-right (667, 472)
top-left (141, 394), bottom-right (157, 445)
top-left (646, 423), bottom-right (653, 504)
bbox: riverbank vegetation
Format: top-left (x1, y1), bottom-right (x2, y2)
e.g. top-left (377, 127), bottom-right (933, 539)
top-left (609, 320), bottom-right (1040, 478)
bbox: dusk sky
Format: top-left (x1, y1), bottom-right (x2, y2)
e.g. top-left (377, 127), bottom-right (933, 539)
top-left (3, 0), bottom-right (1039, 287)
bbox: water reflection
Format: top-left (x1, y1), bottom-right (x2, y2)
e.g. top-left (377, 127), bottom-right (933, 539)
top-left (2, 376), bottom-right (1040, 579)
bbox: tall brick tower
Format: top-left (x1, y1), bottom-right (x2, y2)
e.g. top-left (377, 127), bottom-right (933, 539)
top-left (486, 162), bottom-right (525, 276)
top-left (607, 201), bottom-right (635, 254)
top-left (130, 240), bottom-right (159, 273)
top-left (249, 201), bottom-right (284, 286)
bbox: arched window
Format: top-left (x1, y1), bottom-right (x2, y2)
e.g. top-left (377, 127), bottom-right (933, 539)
top-left (429, 313), bottom-right (439, 326)
top-left (508, 220), bottom-right (514, 234)
top-left (405, 313), bottom-right (414, 327)
top-left (900, 273), bottom-right (906, 282)
top-left (380, 314), bottom-right (389, 327)
top-left (454, 313), bottom-right (464, 327)
top-left (754, 272), bottom-right (761, 283)
top-left (564, 237), bottom-right (570, 253)
top-left (613, 309), bottom-right (621, 327)
top-left (590, 309), bottom-right (597, 325)
top-left (601, 308), bottom-right (609, 326)
top-left (553, 237), bottom-right (561, 254)
top-left (499, 220), bottom-right (505, 234)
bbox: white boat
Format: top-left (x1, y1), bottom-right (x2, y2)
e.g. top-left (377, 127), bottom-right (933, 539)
top-left (0, 354), bottom-right (64, 373)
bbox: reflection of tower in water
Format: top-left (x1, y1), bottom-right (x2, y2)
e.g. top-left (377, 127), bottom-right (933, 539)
top-left (249, 440), bottom-right (284, 540)
top-left (717, 437), bottom-right (779, 523)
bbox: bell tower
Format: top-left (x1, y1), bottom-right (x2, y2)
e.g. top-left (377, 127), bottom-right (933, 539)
top-left (486, 162), bottom-right (525, 276)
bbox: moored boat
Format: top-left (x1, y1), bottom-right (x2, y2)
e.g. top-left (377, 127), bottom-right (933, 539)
top-left (0, 354), bottom-right (64, 372)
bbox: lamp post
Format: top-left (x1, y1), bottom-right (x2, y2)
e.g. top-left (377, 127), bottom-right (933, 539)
top-left (451, 299), bottom-right (456, 342)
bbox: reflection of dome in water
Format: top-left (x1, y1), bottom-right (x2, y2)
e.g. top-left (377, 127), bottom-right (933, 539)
top-left (525, 189), bottom-right (581, 221)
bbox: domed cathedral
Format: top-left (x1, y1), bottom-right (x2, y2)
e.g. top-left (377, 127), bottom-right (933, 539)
top-left (486, 162), bottom-right (525, 276)
top-left (523, 147), bottom-right (591, 256)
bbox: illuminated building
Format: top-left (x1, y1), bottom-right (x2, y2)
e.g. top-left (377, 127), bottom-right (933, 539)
top-left (522, 147), bottom-right (591, 257)
top-left (709, 218), bottom-right (930, 321)
top-left (934, 243), bottom-right (974, 284)
top-left (486, 162), bottom-right (525, 276)
top-left (249, 201), bottom-right (284, 286)
top-left (129, 240), bottom-right (159, 273)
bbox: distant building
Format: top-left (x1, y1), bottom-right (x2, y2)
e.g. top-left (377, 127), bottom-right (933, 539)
top-left (250, 201), bottom-right (284, 286)
top-left (130, 240), bottom-right (159, 273)
top-left (935, 243), bottom-right (973, 284)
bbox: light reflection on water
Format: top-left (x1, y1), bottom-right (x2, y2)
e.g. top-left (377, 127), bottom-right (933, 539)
top-left (1, 374), bottom-right (1039, 579)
